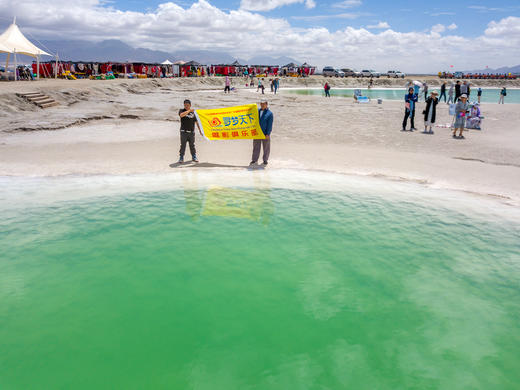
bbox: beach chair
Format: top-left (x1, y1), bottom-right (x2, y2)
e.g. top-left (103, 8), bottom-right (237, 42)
top-left (354, 89), bottom-right (370, 103)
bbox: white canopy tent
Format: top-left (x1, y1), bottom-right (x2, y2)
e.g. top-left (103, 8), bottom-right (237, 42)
top-left (161, 59), bottom-right (173, 65)
top-left (0, 18), bottom-right (51, 80)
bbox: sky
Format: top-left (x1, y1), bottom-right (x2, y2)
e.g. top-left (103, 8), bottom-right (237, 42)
top-left (1, 0), bottom-right (520, 72)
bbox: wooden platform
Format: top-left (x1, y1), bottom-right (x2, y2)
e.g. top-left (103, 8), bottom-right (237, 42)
top-left (17, 92), bottom-right (60, 108)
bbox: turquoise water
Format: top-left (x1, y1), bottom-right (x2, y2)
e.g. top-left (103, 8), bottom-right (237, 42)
top-left (1, 172), bottom-right (520, 389)
top-left (284, 88), bottom-right (520, 103)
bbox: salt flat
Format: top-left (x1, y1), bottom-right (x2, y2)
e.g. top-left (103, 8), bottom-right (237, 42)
top-left (1, 76), bottom-right (519, 205)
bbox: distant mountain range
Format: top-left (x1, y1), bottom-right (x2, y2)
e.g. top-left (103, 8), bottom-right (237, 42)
top-left (34, 39), bottom-right (300, 66)
top-left (465, 64), bottom-right (520, 74)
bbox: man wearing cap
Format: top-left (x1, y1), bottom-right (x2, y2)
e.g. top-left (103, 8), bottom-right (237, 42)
top-left (250, 100), bottom-right (273, 166)
top-left (178, 99), bottom-right (202, 163)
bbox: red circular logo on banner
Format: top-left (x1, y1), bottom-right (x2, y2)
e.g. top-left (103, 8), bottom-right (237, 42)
top-left (209, 118), bottom-right (221, 127)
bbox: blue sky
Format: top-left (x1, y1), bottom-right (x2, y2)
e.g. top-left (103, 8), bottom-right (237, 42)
top-left (1, 0), bottom-right (520, 71)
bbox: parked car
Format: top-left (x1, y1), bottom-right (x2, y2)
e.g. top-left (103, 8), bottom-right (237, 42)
top-left (387, 70), bottom-right (405, 78)
top-left (322, 66), bottom-right (336, 77)
top-left (360, 69), bottom-right (380, 78)
top-left (322, 66), bottom-right (344, 77)
top-left (341, 68), bottom-right (359, 77)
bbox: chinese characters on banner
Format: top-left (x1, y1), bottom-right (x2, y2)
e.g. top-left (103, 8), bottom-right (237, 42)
top-left (195, 104), bottom-right (265, 140)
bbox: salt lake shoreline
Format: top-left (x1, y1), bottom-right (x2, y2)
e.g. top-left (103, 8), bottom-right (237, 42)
top-left (1, 76), bottom-right (519, 206)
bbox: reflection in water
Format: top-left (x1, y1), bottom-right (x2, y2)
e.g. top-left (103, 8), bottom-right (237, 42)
top-left (181, 171), bottom-right (204, 221)
top-left (181, 171), bottom-right (274, 225)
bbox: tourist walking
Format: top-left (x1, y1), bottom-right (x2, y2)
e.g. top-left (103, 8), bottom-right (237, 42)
top-left (224, 76), bottom-right (231, 93)
top-left (439, 82), bottom-right (447, 102)
top-left (453, 94), bottom-right (469, 139)
top-left (257, 78), bottom-right (265, 94)
top-left (448, 82), bottom-right (454, 104)
top-left (273, 78), bottom-right (279, 94)
top-left (324, 82), bottom-right (331, 97)
top-left (460, 81), bottom-right (468, 98)
top-left (499, 87), bottom-right (506, 104)
top-left (402, 87), bottom-right (418, 131)
top-left (454, 81), bottom-right (461, 102)
top-left (423, 82), bottom-right (429, 101)
top-left (178, 99), bottom-right (202, 163)
top-left (477, 87), bottom-right (482, 103)
top-left (423, 91), bottom-right (438, 134)
top-left (250, 99), bottom-right (273, 166)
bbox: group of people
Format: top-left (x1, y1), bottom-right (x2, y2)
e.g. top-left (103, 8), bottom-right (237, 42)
top-left (224, 76), bottom-right (280, 95)
top-left (402, 85), bottom-right (482, 138)
top-left (177, 99), bottom-right (273, 166)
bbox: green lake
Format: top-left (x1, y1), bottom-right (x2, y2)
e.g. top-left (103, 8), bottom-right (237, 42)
top-left (1, 171), bottom-right (519, 389)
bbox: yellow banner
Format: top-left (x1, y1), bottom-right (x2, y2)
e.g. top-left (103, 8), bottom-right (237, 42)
top-left (195, 104), bottom-right (265, 140)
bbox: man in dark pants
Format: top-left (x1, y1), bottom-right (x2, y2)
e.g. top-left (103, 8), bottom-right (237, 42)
top-left (250, 99), bottom-right (273, 166)
top-left (402, 87), bottom-right (418, 131)
top-left (439, 82), bottom-right (447, 102)
top-left (454, 80), bottom-right (461, 103)
top-left (178, 99), bottom-right (202, 163)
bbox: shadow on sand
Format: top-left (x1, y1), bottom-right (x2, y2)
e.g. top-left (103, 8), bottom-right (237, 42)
top-left (169, 162), bottom-right (259, 169)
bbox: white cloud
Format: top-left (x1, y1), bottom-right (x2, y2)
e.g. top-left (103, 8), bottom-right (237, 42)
top-left (428, 11), bottom-right (455, 16)
top-left (292, 13), bottom-right (359, 21)
top-left (366, 21), bottom-right (390, 29)
top-left (431, 24), bottom-right (446, 34)
top-left (332, 0), bottom-right (362, 8)
top-left (1, 1), bottom-right (519, 72)
top-left (468, 5), bottom-right (505, 12)
top-left (447, 23), bottom-right (457, 30)
top-left (240, 0), bottom-right (315, 11)
top-left (305, 0), bottom-right (316, 8)
top-left (485, 16), bottom-right (520, 38)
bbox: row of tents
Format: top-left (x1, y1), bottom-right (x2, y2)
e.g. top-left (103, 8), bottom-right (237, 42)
top-left (30, 60), bottom-right (315, 79)
top-left (0, 19), bottom-right (316, 80)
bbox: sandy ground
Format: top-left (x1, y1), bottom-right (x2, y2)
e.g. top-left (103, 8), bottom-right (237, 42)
top-left (1, 77), bottom-right (519, 206)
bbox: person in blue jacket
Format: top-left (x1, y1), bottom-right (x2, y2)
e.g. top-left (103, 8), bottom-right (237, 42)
top-left (250, 99), bottom-right (273, 166)
top-left (402, 87), bottom-right (418, 131)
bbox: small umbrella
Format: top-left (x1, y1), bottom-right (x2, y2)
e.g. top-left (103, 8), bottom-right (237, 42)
top-left (413, 80), bottom-right (423, 86)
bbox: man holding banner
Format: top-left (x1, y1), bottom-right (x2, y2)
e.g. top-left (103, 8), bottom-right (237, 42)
top-left (193, 101), bottom-right (272, 165)
top-left (179, 99), bottom-right (202, 163)
top-left (250, 99), bottom-right (273, 166)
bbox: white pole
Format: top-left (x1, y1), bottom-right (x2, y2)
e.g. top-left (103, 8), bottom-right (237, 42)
top-left (14, 49), bottom-right (17, 81)
top-left (55, 53), bottom-right (58, 79)
top-left (37, 54), bottom-right (40, 80)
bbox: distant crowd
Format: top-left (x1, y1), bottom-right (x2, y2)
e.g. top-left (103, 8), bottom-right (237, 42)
top-left (438, 71), bottom-right (517, 80)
